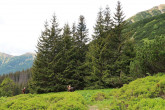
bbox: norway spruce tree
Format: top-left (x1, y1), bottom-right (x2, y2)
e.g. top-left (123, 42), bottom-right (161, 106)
top-left (29, 21), bottom-right (51, 93)
top-left (92, 8), bottom-right (104, 40)
top-left (74, 15), bottom-right (89, 89)
top-left (50, 24), bottom-right (82, 90)
top-left (106, 1), bottom-right (135, 87)
top-left (29, 14), bottom-right (62, 93)
top-left (112, 1), bottom-right (130, 76)
top-left (85, 7), bottom-right (113, 89)
top-left (85, 1), bottom-right (135, 88)
top-left (104, 6), bottom-right (113, 33)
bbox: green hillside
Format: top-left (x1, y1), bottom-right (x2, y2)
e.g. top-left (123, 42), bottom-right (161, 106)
top-left (124, 13), bottom-right (165, 43)
top-left (110, 73), bottom-right (165, 110)
top-left (1, 74), bottom-right (165, 110)
top-left (0, 52), bottom-right (35, 75)
top-left (127, 4), bottom-right (165, 23)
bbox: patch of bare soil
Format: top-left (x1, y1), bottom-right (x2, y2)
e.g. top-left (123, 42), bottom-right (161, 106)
top-left (88, 105), bottom-right (99, 110)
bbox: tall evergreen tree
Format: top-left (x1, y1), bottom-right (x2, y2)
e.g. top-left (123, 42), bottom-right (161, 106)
top-left (71, 23), bottom-right (77, 40)
top-left (61, 24), bottom-right (83, 89)
top-left (74, 15), bottom-right (89, 89)
top-left (47, 14), bottom-right (62, 92)
top-left (76, 15), bottom-right (89, 47)
top-left (113, 1), bottom-right (126, 51)
top-left (85, 39), bottom-right (109, 89)
top-left (105, 1), bottom-right (135, 86)
top-left (29, 14), bottom-right (62, 93)
top-left (104, 6), bottom-right (113, 32)
top-left (92, 8), bottom-right (104, 39)
top-left (85, 8), bottom-right (113, 89)
top-left (86, 1), bottom-right (135, 88)
top-left (29, 21), bottom-right (51, 93)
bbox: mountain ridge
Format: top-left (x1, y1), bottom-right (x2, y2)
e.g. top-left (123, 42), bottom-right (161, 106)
top-left (0, 52), bottom-right (35, 75)
top-left (128, 4), bottom-right (165, 23)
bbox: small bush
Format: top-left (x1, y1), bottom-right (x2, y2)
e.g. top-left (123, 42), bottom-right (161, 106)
top-left (130, 98), bottom-right (165, 110)
top-left (110, 74), bottom-right (165, 109)
top-left (0, 92), bottom-right (87, 110)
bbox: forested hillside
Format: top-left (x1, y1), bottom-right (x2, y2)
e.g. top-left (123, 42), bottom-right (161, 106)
top-left (127, 4), bottom-right (165, 23)
top-left (0, 52), bottom-right (35, 75)
top-left (28, 1), bottom-right (165, 94)
top-left (28, 1), bottom-right (136, 94)
top-left (0, 69), bottom-right (32, 96)
top-left (124, 13), bottom-right (165, 43)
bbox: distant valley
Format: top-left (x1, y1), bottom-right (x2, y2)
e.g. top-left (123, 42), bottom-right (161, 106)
top-left (0, 52), bottom-right (35, 75)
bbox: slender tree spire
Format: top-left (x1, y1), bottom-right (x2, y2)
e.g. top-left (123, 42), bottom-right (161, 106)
top-left (93, 8), bottom-right (104, 39)
top-left (104, 5), bottom-right (113, 32)
top-left (76, 15), bottom-right (89, 46)
top-left (114, 1), bottom-right (125, 27)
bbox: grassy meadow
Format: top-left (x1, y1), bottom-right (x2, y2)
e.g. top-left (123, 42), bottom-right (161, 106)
top-left (0, 89), bottom-right (115, 110)
top-left (1, 74), bottom-right (165, 110)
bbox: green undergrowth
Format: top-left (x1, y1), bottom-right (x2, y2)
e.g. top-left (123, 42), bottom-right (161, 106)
top-left (0, 92), bottom-right (87, 110)
top-left (110, 73), bottom-right (165, 110)
top-left (77, 89), bottom-right (115, 109)
top-left (2, 74), bottom-right (165, 110)
top-left (0, 89), bottom-right (114, 110)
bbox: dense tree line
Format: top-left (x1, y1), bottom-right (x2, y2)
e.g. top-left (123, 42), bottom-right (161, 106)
top-left (0, 69), bottom-right (31, 96)
top-left (29, 13), bottom-right (89, 93)
top-left (130, 35), bottom-right (165, 77)
top-left (28, 1), bottom-right (136, 93)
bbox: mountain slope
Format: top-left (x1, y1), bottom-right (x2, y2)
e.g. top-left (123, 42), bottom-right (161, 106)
top-left (0, 52), bottom-right (35, 75)
top-left (127, 4), bottom-right (165, 23)
top-left (124, 13), bottom-right (165, 43)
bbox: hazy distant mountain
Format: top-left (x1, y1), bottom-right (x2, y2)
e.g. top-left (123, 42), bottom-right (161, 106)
top-left (127, 4), bottom-right (165, 23)
top-left (0, 52), bottom-right (35, 75)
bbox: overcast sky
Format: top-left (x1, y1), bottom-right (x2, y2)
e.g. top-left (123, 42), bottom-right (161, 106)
top-left (0, 0), bottom-right (165, 56)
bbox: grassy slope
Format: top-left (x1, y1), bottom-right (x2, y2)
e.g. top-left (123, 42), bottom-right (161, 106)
top-left (124, 13), bottom-right (165, 44)
top-left (127, 4), bottom-right (165, 23)
top-left (1, 74), bottom-right (165, 110)
top-left (0, 89), bottom-right (115, 110)
top-left (110, 73), bottom-right (165, 110)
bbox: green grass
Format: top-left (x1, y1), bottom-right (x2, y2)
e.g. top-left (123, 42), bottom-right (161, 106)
top-left (76, 89), bottom-right (115, 109)
top-left (0, 92), bottom-right (87, 110)
top-left (0, 89), bottom-right (115, 110)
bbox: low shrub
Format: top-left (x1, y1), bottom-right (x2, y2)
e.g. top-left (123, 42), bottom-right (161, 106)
top-left (0, 92), bottom-right (87, 110)
top-left (110, 73), bottom-right (165, 110)
top-left (129, 98), bottom-right (165, 110)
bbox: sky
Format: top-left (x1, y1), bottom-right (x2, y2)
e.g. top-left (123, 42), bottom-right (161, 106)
top-left (0, 0), bottom-right (165, 56)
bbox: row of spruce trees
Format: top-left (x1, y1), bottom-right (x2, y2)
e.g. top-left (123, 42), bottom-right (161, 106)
top-left (29, 1), bottom-right (136, 93)
top-left (0, 69), bottom-right (31, 96)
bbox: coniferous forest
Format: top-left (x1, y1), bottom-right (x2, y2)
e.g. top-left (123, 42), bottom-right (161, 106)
top-left (1, 1), bottom-right (165, 109)
top-left (28, 1), bottom-right (136, 93)
top-left (27, 1), bottom-right (165, 93)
